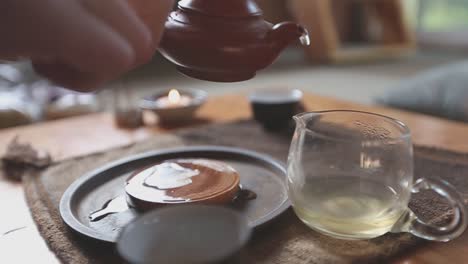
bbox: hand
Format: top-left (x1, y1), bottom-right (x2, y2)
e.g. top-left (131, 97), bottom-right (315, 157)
top-left (0, 0), bottom-right (174, 92)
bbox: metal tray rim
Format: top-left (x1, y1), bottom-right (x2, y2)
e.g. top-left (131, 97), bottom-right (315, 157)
top-left (59, 145), bottom-right (290, 243)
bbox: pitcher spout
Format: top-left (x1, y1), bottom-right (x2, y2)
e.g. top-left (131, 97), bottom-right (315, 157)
top-left (293, 112), bottom-right (309, 128)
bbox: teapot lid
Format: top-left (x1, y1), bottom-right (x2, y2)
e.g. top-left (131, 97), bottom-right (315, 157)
top-left (178, 0), bottom-right (262, 18)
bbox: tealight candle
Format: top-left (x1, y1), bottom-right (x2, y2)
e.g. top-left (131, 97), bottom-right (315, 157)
top-left (139, 88), bottom-right (207, 124)
top-left (155, 89), bottom-right (192, 108)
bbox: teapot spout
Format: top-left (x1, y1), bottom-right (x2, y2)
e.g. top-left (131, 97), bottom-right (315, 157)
top-left (267, 22), bottom-right (310, 53)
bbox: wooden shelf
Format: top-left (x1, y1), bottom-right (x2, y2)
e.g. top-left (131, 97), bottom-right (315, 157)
top-left (288, 0), bottom-right (416, 63)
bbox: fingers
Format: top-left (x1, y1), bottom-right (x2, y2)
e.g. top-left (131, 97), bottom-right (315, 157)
top-left (47, 0), bottom-right (173, 90)
top-left (0, 0), bottom-right (135, 74)
top-left (31, 0), bottom-right (147, 91)
top-left (0, 0), bottom-right (173, 92)
top-left (80, 0), bottom-right (153, 65)
top-left (33, 62), bottom-right (106, 92)
top-left (54, 1), bottom-right (137, 78)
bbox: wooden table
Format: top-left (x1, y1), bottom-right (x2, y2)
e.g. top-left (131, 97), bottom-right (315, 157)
top-left (1, 93), bottom-right (468, 263)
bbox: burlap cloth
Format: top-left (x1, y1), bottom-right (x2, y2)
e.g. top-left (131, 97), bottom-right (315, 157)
top-left (21, 121), bottom-right (468, 264)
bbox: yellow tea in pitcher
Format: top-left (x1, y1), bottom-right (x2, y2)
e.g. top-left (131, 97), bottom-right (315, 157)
top-left (289, 176), bottom-right (407, 239)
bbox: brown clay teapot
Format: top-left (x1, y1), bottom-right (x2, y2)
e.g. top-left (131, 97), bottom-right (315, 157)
top-left (158, 0), bottom-right (310, 82)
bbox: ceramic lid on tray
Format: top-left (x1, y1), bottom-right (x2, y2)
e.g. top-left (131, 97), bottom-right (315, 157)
top-left (125, 159), bottom-right (241, 211)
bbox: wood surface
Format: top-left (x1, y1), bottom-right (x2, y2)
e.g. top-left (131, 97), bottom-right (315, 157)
top-left (1, 93), bottom-right (468, 263)
top-left (289, 0), bottom-right (339, 62)
top-left (288, 0), bottom-right (416, 63)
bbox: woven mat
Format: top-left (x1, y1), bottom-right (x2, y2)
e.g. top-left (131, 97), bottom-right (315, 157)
top-left (22, 121), bottom-right (468, 264)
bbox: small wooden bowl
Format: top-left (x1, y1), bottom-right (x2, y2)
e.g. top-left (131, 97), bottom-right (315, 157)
top-left (125, 159), bottom-right (241, 211)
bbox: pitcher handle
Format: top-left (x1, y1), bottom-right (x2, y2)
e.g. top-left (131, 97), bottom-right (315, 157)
top-left (395, 178), bottom-right (467, 242)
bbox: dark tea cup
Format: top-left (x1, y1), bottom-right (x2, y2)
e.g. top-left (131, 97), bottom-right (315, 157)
top-left (249, 89), bottom-right (303, 130)
top-left (117, 205), bottom-right (251, 264)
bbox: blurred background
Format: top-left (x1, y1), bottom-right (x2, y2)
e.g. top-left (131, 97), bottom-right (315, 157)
top-left (1, 0), bottom-right (468, 128)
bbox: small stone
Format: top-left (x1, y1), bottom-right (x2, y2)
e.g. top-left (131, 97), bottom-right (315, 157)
top-left (1, 136), bottom-right (52, 181)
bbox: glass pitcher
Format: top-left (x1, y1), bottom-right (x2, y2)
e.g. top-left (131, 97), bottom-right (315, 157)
top-left (287, 110), bottom-right (467, 241)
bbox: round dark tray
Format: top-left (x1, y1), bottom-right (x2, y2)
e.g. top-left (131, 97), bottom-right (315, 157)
top-left (60, 146), bottom-right (290, 243)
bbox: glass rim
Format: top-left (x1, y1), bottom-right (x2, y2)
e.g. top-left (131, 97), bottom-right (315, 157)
top-left (294, 110), bottom-right (412, 142)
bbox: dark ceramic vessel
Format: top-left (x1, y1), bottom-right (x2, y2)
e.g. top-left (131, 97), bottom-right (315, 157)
top-left (249, 89), bottom-right (304, 130)
top-left (117, 205), bottom-right (251, 264)
top-left (159, 0), bottom-right (310, 82)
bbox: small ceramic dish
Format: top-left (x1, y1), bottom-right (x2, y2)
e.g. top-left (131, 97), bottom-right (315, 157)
top-left (139, 88), bottom-right (207, 124)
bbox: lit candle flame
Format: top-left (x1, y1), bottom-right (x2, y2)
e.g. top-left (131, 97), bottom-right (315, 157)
top-left (168, 89), bottom-right (181, 104)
